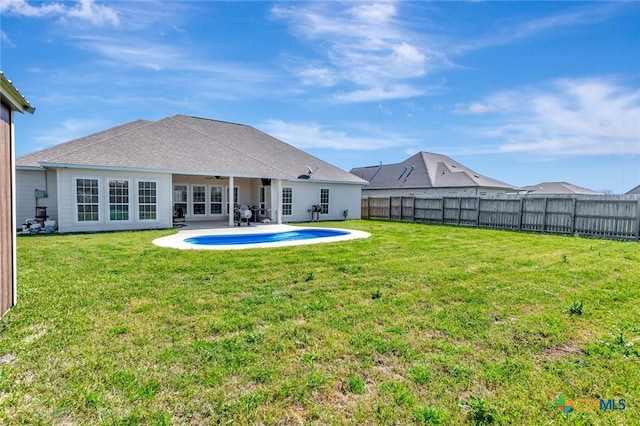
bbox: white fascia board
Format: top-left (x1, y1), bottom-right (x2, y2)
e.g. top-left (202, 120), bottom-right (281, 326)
top-left (0, 75), bottom-right (35, 114)
top-left (16, 165), bottom-right (44, 171)
top-left (284, 178), bottom-right (368, 186)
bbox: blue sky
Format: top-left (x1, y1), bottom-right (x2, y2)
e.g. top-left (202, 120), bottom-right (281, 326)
top-left (2, 0), bottom-right (639, 193)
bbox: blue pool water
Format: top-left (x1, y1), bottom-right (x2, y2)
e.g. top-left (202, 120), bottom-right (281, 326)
top-left (184, 228), bottom-right (350, 246)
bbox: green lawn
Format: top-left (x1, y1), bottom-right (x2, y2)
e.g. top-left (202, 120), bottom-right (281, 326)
top-left (1, 220), bottom-right (638, 425)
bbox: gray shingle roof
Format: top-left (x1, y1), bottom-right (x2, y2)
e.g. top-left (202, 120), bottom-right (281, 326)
top-left (17, 119), bottom-right (152, 168)
top-left (16, 115), bottom-right (365, 184)
top-left (521, 182), bottom-right (602, 195)
top-left (350, 151), bottom-right (516, 190)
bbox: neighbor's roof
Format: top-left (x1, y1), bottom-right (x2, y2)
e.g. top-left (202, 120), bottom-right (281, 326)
top-left (350, 151), bottom-right (517, 190)
top-left (0, 71), bottom-right (35, 114)
top-left (521, 182), bottom-right (602, 195)
top-left (626, 184), bottom-right (640, 195)
top-left (17, 115), bottom-right (366, 184)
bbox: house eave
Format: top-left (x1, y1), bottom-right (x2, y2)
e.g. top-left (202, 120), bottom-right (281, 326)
top-left (285, 178), bottom-right (368, 186)
top-left (16, 165), bottom-right (45, 171)
top-left (0, 73), bottom-right (35, 114)
top-left (38, 162), bottom-right (365, 184)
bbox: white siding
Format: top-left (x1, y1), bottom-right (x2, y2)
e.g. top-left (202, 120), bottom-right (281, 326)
top-left (280, 181), bottom-right (362, 222)
top-left (56, 168), bottom-right (172, 233)
top-left (16, 169), bottom-right (58, 226)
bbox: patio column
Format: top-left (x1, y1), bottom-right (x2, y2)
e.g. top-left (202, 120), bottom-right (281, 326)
top-left (274, 178), bottom-right (283, 224)
top-left (228, 175), bottom-right (234, 227)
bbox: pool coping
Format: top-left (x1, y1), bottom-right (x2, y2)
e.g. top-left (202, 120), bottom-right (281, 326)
top-left (152, 224), bottom-right (371, 250)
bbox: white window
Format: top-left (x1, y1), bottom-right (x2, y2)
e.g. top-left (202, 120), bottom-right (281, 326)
top-left (173, 185), bottom-right (187, 216)
top-left (259, 186), bottom-right (266, 215)
top-left (320, 188), bottom-right (329, 214)
top-left (210, 186), bottom-right (223, 214)
top-left (227, 186), bottom-right (239, 213)
top-left (138, 181), bottom-right (157, 220)
top-left (76, 178), bottom-right (100, 222)
top-left (192, 185), bottom-right (206, 215)
top-left (282, 187), bottom-right (292, 216)
top-left (109, 179), bottom-right (130, 221)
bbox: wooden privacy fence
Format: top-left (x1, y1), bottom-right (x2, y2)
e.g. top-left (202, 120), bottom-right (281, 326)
top-left (361, 196), bottom-right (640, 241)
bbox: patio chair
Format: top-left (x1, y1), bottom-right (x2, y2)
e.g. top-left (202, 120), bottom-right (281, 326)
top-left (173, 207), bottom-right (186, 227)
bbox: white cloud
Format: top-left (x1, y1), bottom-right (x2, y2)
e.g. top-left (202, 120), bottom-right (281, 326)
top-left (333, 84), bottom-right (427, 103)
top-left (296, 64), bottom-right (336, 87)
top-left (452, 2), bottom-right (622, 54)
top-left (1, 31), bottom-right (16, 48)
top-left (272, 2), bottom-right (442, 102)
top-left (0, 0), bottom-right (118, 27)
top-left (31, 117), bottom-right (108, 150)
top-left (65, 0), bottom-right (119, 27)
top-left (261, 120), bottom-right (414, 151)
top-left (0, 0), bottom-right (65, 17)
top-left (457, 78), bottom-right (640, 155)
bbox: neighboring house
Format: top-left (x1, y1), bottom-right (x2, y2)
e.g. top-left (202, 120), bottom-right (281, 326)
top-left (16, 114), bottom-right (366, 233)
top-left (1, 72), bottom-right (35, 318)
top-left (625, 185), bottom-right (640, 195)
top-left (350, 151), bottom-right (518, 198)
top-left (521, 182), bottom-right (603, 195)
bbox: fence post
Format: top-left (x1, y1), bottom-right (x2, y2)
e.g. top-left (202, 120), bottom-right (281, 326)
top-left (412, 197), bottom-right (416, 222)
top-left (571, 197), bottom-right (577, 235)
top-left (517, 197), bottom-right (523, 230)
top-left (475, 197), bottom-right (481, 227)
top-left (366, 197), bottom-right (370, 219)
top-left (457, 197), bottom-right (462, 224)
top-left (635, 199), bottom-right (640, 241)
top-left (542, 198), bottom-right (548, 233)
top-left (440, 198), bottom-right (445, 223)
top-left (388, 197), bottom-right (391, 220)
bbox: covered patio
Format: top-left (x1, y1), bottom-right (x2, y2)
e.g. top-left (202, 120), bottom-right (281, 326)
top-left (171, 174), bottom-right (286, 227)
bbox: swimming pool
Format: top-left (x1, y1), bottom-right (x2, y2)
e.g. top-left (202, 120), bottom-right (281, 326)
top-left (184, 228), bottom-right (350, 246)
top-left (152, 224), bottom-right (371, 250)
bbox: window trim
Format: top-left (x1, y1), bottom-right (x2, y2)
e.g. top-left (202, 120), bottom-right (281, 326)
top-left (282, 186), bottom-right (293, 216)
top-left (320, 188), bottom-right (329, 215)
top-left (107, 178), bottom-right (131, 223)
top-left (210, 185), bottom-right (223, 215)
top-left (137, 180), bottom-right (158, 221)
top-left (192, 185), bottom-right (207, 216)
top-left (74, 177), bottom-right (101, 224)
top-left (173, 184), bottom-right (188, 217)
top-left (259, 186), bottom-right (266, 216)
top-left (226, 186), bottom-right (239, 214)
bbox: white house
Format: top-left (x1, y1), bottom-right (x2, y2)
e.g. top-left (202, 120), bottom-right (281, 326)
top-left (351, 151), bottom-right (518, 198)
top-left (1, 71), bottom-right (35, 317)
top-left (16, 115), bottom-right (366, 233)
